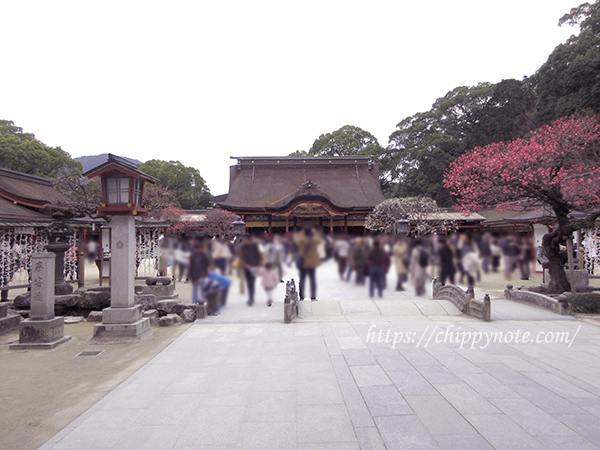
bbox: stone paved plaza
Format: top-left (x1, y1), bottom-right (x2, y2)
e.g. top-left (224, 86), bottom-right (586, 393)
top-left (40, 261), bottom-right (600, 449)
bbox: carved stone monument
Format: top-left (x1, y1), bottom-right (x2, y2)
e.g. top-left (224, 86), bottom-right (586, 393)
top-left (10, 253), bottom-right (71, 349)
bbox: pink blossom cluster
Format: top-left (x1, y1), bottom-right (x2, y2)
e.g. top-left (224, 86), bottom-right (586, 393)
top-left (444, 116), bottom-right (600, 213)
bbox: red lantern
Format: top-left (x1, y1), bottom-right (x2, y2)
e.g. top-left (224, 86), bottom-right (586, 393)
top-left (84, 154), bottom-right (156, 217)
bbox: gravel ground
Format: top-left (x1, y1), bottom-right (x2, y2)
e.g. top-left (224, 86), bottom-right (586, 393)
top-left (0, 320), bottom-right (192, 450)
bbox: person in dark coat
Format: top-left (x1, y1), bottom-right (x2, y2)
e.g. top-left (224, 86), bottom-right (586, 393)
top-left (408, 238), bottom-right (429, 296)
top-left (367, 239), bottom-right (386, 298)
top-left (238, 234), bottom-right (262, 306)
top-left (438, 237), bottom-right (456, 285)
top-left (188, 239), bottom-right (211, 305)
top-left (352, 238), bottom-right (368, 286)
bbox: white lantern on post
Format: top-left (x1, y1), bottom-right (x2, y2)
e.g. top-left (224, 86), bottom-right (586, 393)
top-left (83, 154), bottom-right (157, 339)
top-left (396, 215), bottom-right (410, 236)
top-left (232, 217), bottom-right (246, 237)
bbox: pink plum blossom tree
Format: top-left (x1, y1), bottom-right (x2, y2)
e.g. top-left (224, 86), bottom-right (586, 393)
top-left (444, 115), bottom-right (600, 293)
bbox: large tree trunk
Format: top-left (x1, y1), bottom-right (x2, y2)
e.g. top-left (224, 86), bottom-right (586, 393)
top-left (542, 229), bottom-right (570, 293)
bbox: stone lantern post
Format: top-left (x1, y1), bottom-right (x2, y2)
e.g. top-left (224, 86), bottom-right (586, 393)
top-left (45, 212), bottom-right (74, 295)
top-left (232, 217), bottom-right (246, 237)
top-left (396, 215), bottom-right (410, 236)
top-left (84, 154), bottom-right (157, 338)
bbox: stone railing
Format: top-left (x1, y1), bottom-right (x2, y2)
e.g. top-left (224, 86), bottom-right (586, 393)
top-left (284, 279), bottom-right (299, 324)
top-left (504, 285), bottom-right (569, 315)
top-left (432, 278), bottom-right (491, 321)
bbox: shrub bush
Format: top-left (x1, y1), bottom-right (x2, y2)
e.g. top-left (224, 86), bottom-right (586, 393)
top-left (570, 293), bottom-right (600, 314)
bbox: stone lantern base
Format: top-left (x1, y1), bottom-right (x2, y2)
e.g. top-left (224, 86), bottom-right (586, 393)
top-left (10, 317), bottom-right (72, 350)
top-left (92, 305), bottom-right (150, 338)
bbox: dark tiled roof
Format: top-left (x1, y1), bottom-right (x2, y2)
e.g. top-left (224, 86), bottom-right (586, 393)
top-left (477, 208), bottom-right (525, 224)
top-left (220, 157), bottom-right (385, 211)
top-left (0, 167), bottom-right (69, 208)
top-left (0, 196), bottom-right (52, 222)
top-left (84, 153), bottom-right (157, 183)
top-left (503, 207), bottom-right (586, 222)
top-left (212, 193), bottom-right (228, 203)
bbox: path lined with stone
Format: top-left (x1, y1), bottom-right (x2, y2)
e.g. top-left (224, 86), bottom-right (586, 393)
top-left (40, 261), bottom-right (600, 449)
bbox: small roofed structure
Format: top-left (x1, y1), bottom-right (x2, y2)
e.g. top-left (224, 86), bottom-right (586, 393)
top-left (0, 167), bottom-right (73, 300)
top-left (218, 156), bottom-right (386, 233)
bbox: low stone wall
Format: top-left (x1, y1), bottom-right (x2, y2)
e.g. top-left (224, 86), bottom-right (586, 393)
top-left (504, 285), bottom-right (569, 315)
top-left (10, 287), bottom-right (197, 326)
top-left (432, 279), bottom-right (491, 321)
top-left (0, 303), bottom-right (21, 334)
top-left (284, 280), bottom-right (299, 324)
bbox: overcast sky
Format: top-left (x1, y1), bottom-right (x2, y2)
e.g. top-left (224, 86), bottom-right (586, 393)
top-left (0, 1), bottom-right (583, 195)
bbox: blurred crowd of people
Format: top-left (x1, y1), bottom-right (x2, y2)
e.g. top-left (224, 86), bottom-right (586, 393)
top-left (158, 229), bottom-right (539, 311)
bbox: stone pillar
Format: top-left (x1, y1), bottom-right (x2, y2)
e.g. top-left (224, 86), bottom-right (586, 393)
top-left (30, 253), bottom-right (56, 320)
top-left (483, 294), bottom-right (491, 322)
top-left (111, 215), bottom-right (136, 308)
top-left (93, 215), bottom-right (150, 338)
top-left (10, 253), bottom-right (71, 349)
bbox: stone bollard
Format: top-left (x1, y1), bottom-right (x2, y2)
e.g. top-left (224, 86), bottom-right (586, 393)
top-left (284, 279), bottom-right (299, 324)
top-left (194, 303), bottom-right (207, 319)
top-left (483, 294), bottom-right (491, 322)
top-left (10, 253), bottom-right (71, 349)
top-left (466, 286), bottom-right (475, 299)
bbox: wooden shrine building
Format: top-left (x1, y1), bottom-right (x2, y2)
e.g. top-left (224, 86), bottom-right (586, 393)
top-left (218, 156), bottom-right (386, 233)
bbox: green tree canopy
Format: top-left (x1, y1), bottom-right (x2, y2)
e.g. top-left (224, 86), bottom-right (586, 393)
top-left (0, 120), bottom-right (81, 178)
top-left (138, 159), bottom-right (212, 210)
top-left (384, 80), bottom-right (535, 205)
top-left (306, 125), bottom-right (384, 157)
top-left (288, 150), bottom-right (309, 157)
top-left (289, 125), bottom-right (384, 158)
top-left (530, 0), bottom-right (600, 125)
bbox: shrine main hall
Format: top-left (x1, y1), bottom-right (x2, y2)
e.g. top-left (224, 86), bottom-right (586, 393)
top-left (218, 156), bottom-right (385, 233)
